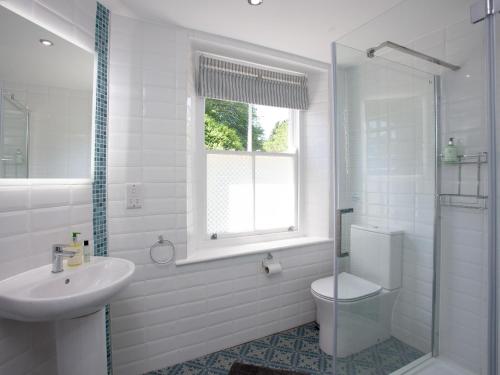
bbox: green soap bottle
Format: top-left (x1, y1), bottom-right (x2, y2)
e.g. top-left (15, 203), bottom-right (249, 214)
top-left (67, 232), bottom-right (83, 267)
top-left (444, 137), bottom-right (459, 163)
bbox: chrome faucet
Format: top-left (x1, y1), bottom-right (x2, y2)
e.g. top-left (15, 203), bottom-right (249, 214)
top-left (51, 244), bottom-right (76, 273)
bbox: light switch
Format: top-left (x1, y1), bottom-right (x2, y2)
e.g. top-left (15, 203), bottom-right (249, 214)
top-left (126, 183), bottom-right (143, 209)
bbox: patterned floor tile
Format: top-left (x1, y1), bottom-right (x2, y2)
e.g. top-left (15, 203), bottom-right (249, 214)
top-left (267, 348), bottom-right (297, 368)
top-left (144, 322), bottom-right (424, 375)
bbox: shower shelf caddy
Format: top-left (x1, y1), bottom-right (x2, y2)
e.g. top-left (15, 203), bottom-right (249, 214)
top-left (439, 152), bottom-right (488, 209)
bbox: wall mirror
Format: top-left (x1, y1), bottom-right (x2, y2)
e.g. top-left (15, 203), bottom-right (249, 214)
top-left (0, 6), bottom-right (94, 179)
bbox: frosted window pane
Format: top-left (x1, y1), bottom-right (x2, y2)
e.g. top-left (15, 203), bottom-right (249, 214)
top-left (255, 155), bottom-right (295, 230)
top-left (207, 153), bottom-right (253, 234)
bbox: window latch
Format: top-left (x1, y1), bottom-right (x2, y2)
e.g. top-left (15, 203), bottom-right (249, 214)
top-left (288, 226), bottom-right (296, 232)
top-left (210, 233), bottom-right (218, 240)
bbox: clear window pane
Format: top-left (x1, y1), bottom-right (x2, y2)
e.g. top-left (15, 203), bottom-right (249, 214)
top-left (204, 99), bottom-right (292, 153)
top-left (255, 155), bottom-right (296, 230)
top-left (207, 153), bottom-right (253, 234)
top-left (204, 98), bottom-right (248, 151)
top-left (253, 105), bottom-right (291, 153)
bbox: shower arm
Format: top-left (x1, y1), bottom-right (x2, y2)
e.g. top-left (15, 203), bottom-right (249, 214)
top-left (366, 41), bottom-right (461, 71)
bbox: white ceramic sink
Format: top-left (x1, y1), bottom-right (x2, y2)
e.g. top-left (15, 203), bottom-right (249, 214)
top-left (0, 257), bottom-right (135, 321)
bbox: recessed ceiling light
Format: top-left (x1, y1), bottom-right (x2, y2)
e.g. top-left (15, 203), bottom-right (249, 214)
top-left (39, 39), bottom-right (53, 47)
top-left (248, 0), bottom-right (263, 5)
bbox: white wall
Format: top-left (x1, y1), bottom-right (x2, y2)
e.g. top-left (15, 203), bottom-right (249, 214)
top-left (107, 14), bottom-right (333, 375)
top-left (0, 1), bottom-right (96, 373)
top-left (302, 70), bottom-right (332, 237)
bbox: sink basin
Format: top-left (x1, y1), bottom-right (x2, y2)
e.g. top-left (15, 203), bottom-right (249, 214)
top-left (0, 257), bottom-right (135, 321)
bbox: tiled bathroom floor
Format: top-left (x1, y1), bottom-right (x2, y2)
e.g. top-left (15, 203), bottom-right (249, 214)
top-left (145, 322), bottom-right (424, 375)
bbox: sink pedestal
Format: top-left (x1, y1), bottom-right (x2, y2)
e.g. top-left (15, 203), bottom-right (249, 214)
top-left (55, 309), bottom-right (107, 375)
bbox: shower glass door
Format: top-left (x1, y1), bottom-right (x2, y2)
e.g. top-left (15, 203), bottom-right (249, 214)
top-left (494, 4), bottom-right (500, 373)
top-left (0, 90), bottom-right (29, 178)
top-left (332, 43), bottom-right (437, 374)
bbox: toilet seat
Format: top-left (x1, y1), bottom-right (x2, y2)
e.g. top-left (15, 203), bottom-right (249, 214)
top-left (311, 272), bottom-right (382, 302)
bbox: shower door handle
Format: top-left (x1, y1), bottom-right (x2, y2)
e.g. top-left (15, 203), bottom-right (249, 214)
top-left (335, 208), bottom-right (354, 258)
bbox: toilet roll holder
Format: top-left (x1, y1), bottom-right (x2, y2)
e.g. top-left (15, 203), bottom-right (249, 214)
top-left (262, 253), bottom-right (273, 266)
top-left (262, 253), bottom-right (281, 274)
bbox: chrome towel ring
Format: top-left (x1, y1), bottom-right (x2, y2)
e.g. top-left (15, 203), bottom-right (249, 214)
top-left (149, 235), bottom-right (175, 265)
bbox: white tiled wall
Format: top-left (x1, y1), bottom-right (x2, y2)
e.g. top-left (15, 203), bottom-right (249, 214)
top-left (110, 242), bottom-right (332, 375)
top-left (0, 0), bottom-right (96, 374)
top-left (337, 57), bottom-right (436, 353)
top-left (302, 71), bottom-right (331, 238)
top-left (108, 14), bottom-right (333, 375)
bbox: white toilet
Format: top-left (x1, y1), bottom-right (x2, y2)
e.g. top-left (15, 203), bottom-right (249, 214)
top-left (311, 224), bottom-right (403, 357)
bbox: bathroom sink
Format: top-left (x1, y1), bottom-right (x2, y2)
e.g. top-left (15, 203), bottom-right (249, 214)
top-left (0, 257), bottom-right (135, 321)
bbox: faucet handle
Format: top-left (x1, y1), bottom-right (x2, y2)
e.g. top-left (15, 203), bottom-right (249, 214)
top-left (52, 244), bottom-right (68, 253)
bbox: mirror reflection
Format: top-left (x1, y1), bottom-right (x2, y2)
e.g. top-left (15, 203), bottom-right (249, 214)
top-left (0, 6), bottom-right (94, 178)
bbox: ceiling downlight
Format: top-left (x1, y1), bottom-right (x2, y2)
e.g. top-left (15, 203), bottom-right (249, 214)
top-left (39, 39), bottom-right (53, 47)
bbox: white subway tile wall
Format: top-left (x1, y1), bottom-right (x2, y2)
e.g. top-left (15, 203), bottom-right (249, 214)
top-left (302, 71), bottom-right (332, 237)
top-left (0, 1), bottom-right (96, 373)
top-left (108, 14), bottom-right (333, 375)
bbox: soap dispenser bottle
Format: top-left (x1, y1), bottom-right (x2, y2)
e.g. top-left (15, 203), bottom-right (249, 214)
top-left (67, 232), bottom-right (83, 267)
top-left (444, 137), bottom-right (459, 163)
top-left (83, 240), bottom-right (91, 263)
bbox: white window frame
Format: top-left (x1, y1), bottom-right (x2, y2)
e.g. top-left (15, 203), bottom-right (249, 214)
top-left (194, 97), bottom-right (303, 250)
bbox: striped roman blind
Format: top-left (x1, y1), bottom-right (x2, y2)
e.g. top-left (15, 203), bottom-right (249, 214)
top-left (197, 55), bottom-right (309, 110)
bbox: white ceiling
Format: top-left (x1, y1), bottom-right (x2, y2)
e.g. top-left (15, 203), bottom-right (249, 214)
top-left (105, 0), bottom-right (411, 62)
top-left (106, 0), bottom-right (478, 64)
top-left (0, 6), bottom-right (94, 91)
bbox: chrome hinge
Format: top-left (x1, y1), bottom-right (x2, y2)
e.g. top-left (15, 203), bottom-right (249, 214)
top-left (470, 0), bottom-right (500, 24)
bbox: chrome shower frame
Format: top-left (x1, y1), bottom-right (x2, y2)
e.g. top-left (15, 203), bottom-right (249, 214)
top-left (432, 76), bottom-right (442, 358)
top-left (471, 0), bottom-right (500, 373)
top-left (484, 2), bottom-right (499, 374)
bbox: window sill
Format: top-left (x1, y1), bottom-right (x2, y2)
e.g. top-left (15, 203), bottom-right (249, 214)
top-left (176, 236), bottom-right (333, 266)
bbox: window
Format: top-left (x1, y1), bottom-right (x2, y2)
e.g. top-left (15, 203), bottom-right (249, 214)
top-left (204, 98), bottom-right (298, 239)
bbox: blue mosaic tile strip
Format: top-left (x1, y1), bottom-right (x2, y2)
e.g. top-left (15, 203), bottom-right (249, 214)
top-left (93, 2), bottom-right (109, 258)
top-left (145, 323), bottom-right (424, 375)
top-left (93, 2), bottom-right (112, 374)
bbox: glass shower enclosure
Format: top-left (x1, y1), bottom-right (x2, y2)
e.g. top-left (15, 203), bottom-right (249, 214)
top-left (330, 0), bottom-right (499, 373)
top-left (332, 42), bottom-right (437, 374)
top-left (0, 89), bottom-right (29, 178)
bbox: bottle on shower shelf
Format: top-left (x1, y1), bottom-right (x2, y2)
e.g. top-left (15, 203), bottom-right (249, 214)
top-left (443, 137), bottom-right (459, 163)
top-left (14, 149), bottom-right (23, 164)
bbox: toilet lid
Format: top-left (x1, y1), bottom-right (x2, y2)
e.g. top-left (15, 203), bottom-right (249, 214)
top-left (311, 272), bottom-right (382, 302)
